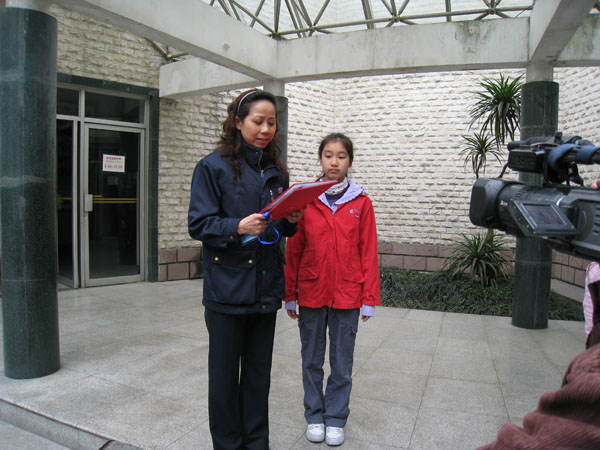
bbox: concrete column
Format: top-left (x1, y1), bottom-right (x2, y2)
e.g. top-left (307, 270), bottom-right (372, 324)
top-left (263, 79), bottom-right (285, 97)
top-left (266, 80), bottom-right (289, 255)
top-left (0, 3), bottom-right (60, 377)
top-left (262, 80), bottom-right (287, 162)
top-left (512, 80), bottom-right (559, 329)
top-left (276, 95), bottom-right (288, 164)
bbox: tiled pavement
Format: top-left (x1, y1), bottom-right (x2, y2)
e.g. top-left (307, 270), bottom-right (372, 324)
top-left (0, 279), bottom-right (587, 449)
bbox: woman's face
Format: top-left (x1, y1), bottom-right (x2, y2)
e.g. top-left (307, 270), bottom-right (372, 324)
top-left (235, 99), bottom-right (277, 149)
top-left (320, 140), bottom-right (351, 182)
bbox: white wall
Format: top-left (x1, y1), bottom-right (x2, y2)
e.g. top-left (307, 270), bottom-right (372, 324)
top-left (49, 5), bottom-right (600, 251)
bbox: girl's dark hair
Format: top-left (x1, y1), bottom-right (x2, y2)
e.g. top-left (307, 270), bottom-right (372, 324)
top-left (318, 133), bottom-right (354, 164)
top-left (218, 89), bottom-right (288, 181)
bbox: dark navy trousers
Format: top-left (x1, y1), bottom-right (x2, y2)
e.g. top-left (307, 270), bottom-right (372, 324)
top-left (298, 306), bottom-right (360, 428)
top-left (204, 308), bottom-right (276, 450)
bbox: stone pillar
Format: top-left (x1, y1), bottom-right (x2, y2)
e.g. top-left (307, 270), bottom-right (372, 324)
top-left (511, 81), bottom-right (559, 329)
top-left (263, 79), bottom-right (287, 163)
top-left (0, 2), bottom-right (60, 378)
top-left (276, 96), bottom-right (288, 163)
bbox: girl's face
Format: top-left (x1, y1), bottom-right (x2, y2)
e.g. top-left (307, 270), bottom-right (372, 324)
top-left (320, 140), bottom-right (351, 182)
top-left (235, 99), bottom-right (277, 149)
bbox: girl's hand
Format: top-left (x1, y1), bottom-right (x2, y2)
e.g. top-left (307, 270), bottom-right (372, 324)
top-left (287, 310), bottom-right (298, 320)
top-left (361, 316), bottom-right (371, 322)
top-left (237, 213), bottom-right (268, 236)
top-left (286, 210), bottom-right (302, 224)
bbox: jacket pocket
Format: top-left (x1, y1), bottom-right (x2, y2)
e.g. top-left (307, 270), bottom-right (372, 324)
top-left (298, 250), bottom-right (320, 281)
top-left (206, 248), bottom-right (257, 305)
top-left (341, 250), bottom-right (364, 283)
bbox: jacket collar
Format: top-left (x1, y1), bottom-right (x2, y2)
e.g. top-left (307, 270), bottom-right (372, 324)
top-left (243, 143), bottom-right (276, 172)
top-left (243, 143), bottom-right (263, 169)
top-left (318, 179), bottom-right (364, 212)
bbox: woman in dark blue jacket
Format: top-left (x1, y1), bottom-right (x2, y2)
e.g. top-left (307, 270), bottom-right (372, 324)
top-left (188, 89), bottom-right (300, 450)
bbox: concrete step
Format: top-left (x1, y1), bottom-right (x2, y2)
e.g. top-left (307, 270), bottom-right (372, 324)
top-left (0, 399), bottom-right (141, 450)
top-left (0, 418), bottom-right (71, 450)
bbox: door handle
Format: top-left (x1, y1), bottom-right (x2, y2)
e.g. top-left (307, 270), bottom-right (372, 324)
top-left (84, 194), bottom-right (94, 213)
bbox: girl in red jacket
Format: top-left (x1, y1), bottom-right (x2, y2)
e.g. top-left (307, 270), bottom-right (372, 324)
top-left (284, 133), bottom-right (380, 446)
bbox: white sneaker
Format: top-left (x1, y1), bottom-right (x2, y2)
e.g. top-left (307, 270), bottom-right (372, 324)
top-left (325, 426), bottom-right (344, 446)
top-left (306, 423), bottom-right (325, 443)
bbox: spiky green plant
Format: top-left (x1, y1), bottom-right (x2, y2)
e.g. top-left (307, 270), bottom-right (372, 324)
top-left (443, 229), bottom-right (510, 287)
top-left (460, 132), bottom-right (503, 178)
top-left (468, 74), bottom-right (523, 146)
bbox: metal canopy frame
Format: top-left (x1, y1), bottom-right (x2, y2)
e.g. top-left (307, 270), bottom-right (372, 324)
top-left (206, 0), bottom-right (536, 39)
top-left (48, 0), bottom-right (600, 97)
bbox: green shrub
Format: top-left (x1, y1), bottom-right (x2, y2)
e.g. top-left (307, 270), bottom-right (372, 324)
top-left (443, 230), bottom-right (510, 287)
top-left (379, 266), bottom-right (584, 321)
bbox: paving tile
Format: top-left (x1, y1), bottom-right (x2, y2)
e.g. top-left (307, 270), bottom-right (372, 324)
top-left (352, 368), bottom-right (427, 408)
top-left (500, 380), bottom-right (561, 420)
top-left (421, 377), bottom-right (507, 417)
top-left (164, 422), bottom-right (213, 450)
top-left (161, 319), bottom-right (208, 341)
top-left (430, 337), bottom-right (497, 383)
top-left (0, 367), bottom-right (89, 403)
top-left (494, 356), bottom-right (563, 387)
top-left (440, 315), bottom-right (487, 340)
top-left (528, 328), bottom-right (587, 367)
top-left (404, 309), bottom-right (444, 323)
top-left (410, 407), bottom-right (507, 450)
top-left (344, 397), bottom-right (419, 449)
top-left (61, 341), bottom-right (149, 375)
top-left (86, 392), bottom-right (207, 450)
top-left (361, 347), bottom-right (434, 377)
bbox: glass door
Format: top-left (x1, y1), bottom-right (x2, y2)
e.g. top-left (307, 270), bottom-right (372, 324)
top-left (82, 125), bottom-right (144, 287)
top-left (57, 120), bottom-right (78, 288)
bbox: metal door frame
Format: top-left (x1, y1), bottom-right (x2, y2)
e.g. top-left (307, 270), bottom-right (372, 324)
top-left (56, 118), bottom-right (79, 289)
top-left (81, 123), bottom-right (146, 287)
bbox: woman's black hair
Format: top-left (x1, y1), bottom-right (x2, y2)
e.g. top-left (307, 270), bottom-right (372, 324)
top-left (218, 89), bottom-right (289, 181)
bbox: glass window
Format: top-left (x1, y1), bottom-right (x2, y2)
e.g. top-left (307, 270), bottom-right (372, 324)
top-left (85, 92), bottom-right (145, 124)
top-left (57, 88), bottom-right (79, 116)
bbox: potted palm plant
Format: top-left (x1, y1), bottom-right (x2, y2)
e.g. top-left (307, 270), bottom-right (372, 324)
top-left (468, 73), bottom-right (523, 147)
top-left (446, 73), bottom-right (523, 285)
top-left (459, 132), bottom-right (502, 179)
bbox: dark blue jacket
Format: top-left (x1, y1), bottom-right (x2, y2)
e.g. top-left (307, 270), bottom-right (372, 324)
top-left (188, 145), bottom-right (297, 314)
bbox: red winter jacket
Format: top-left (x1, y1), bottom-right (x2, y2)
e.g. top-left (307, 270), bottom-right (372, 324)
top-left (284, 181), bottom-right (380, 309)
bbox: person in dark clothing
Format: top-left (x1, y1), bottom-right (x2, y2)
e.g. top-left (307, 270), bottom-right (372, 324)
top-left (188, 89), bottom-right (301, 450)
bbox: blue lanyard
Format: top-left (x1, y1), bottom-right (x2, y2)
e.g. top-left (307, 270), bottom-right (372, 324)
top-left (257, 211), bottom-right (280, 245)
top-left (240, 211), bottom-right (280, 246)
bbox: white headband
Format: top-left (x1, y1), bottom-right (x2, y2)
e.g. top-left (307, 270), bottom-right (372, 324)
top-left (236, 90), bottom-right (260, 116)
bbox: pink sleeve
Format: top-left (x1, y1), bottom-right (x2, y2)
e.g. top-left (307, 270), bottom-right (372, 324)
top-left (583, 262), bottom-right (600, 336)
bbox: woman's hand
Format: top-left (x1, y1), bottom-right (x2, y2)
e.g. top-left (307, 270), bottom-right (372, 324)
top-left (237, 213), bottom-right (268, 236)
top-left (286, 210), bottom-right (302, 224)
top-left (287, 310), bottom-right (298, 320)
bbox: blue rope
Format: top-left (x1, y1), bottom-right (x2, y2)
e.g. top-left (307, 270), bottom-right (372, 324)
top-left (257, 211), bottom-right (280, 245)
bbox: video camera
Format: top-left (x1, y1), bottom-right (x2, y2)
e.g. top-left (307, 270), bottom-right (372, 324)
top-left (469, 132), bottom-right (600, 261)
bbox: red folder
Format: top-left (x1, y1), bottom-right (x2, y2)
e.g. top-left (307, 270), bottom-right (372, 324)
top-left (260, 180), bottom-right (337, 220)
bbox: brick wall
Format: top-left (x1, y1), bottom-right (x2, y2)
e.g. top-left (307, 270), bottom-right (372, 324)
top-left (159, 240), bottom-right (590, 288)
top-left (52, 5), bottom-right (163, 87)
top-left (378, 240), bottom-right (589, 288)
top-left (158, 247), bottom-right (202, 282)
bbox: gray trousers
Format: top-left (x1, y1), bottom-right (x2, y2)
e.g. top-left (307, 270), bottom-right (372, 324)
top-left (298, 306), bottom-right (360, 428)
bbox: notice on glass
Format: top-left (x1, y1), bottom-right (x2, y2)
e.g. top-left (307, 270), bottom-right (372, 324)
top-left (103, 154), bottom-right (125, 173)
